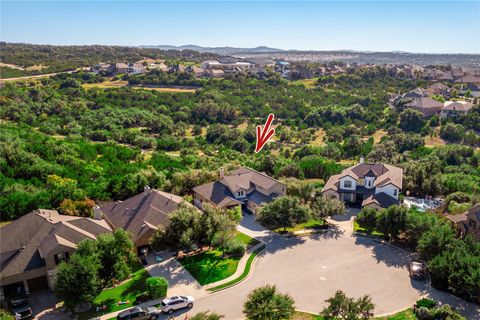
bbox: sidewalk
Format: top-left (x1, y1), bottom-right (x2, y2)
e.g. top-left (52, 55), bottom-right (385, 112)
top-left (203, 242), bottom-right (264, 290)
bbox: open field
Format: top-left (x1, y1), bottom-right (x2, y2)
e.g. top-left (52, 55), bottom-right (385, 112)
top-left (310, 128), bottom-right (326, 146)
top-left (82, 80), bottom-right (198, 92)
top-left (372, 129), bottom-right (387, 143)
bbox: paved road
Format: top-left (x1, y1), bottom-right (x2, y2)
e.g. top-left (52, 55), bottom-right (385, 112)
top-left (0, 68), bottom-right (83, 84)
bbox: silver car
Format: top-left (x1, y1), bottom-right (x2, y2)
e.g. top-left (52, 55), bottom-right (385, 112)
top-left (160, 296), bottom-right (195, 314)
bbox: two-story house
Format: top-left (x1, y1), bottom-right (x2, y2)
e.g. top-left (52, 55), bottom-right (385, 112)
top-left (322, 159), bottom-right (403, 209)
top-left (447, 204), bottom-right (480, 241)
top-left (441, 100), bottom-right (474, 118)
top-left (0, 210), bottom-right (112, 300)
top-left (192, 167), bottom-right (286, 214)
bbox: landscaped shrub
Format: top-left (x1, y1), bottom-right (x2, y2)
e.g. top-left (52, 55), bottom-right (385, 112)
top-left (415, 298), bottom-right (436, 309)
top-left (145, 276), bottom-right (168, 299)
top-left (415, 306), bottom-right (431, 320)
top-left (415, 302), bottom-right (466, 320)
top-left (135, 292), bottom-right (150, 304)
top-left (222, 238), bottom-right (246, 257)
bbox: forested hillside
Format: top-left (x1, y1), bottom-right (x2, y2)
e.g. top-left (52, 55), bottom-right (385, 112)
top-left (0, 42), bottom-right (219, 78)
top-left (1, 66), bottom-right (479, 220)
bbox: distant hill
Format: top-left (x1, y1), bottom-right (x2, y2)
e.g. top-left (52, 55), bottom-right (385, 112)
top-left (141, 45), bottom-right (283, 55)
top-left (140, 45), bottom-right (480, 68)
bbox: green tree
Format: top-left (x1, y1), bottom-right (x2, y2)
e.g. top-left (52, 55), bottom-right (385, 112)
top-left (321, 290), bottom-right (375, 320)
top-left (145, 276), bottom-right (168, 299)
top-left (404, 209), bottom-right (438, 247)
top-left (356, 207), bottom-right (378, 234)
top-left (54, 252), bottom-right (101, 308)
top-left (257, 196), bottom-right (311, 231)
top-left (95, 229), bottom-right (135, 285)
top-left (243, 285), bottom-right (295, 320)
top-left (375, 205), bottom-right (407, 242)
top-left (399, 109), bottom-right (426, 132)
top-left (417, 224), bottom-right (455, 261)
top-left (312, 196), bottom-right (346, 222)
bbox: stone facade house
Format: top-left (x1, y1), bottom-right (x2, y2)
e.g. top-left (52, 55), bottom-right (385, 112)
top-left (193, 167), bottom-right (286, 214)
top-left (0, 210), bottom-right (112, 299)
top-left (322, 159), bottom-right (403, 210)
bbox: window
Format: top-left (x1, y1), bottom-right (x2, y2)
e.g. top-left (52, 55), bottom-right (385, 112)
top-left (238, 191), bottom-right (244, 197)
top-left (343, 180), bottom-right (352, 188)
top-left (393, 189), bottom-right (398, 197)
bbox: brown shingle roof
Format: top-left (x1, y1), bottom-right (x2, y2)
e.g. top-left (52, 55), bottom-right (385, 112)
top-left (322, 162), bottom-right (403, 193)
top-left (193, 167), bottom-right (284, 206)
top-left (99, 189), bottom-right (187, 244)
top-left (0, 210), bottom-right (112, 278)
top-left (443, 101), bottom-right (474, 112)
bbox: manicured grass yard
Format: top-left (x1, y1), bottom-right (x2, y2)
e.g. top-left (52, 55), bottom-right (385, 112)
top-left (179, 232), bottom-right (259, 286)
top-left (376, 309), bottom-right (417, 320)
top-left (179, 249), bottom-right (241, 285)
top-left (354, 220), bottom-right (385, 237)
top-left (274, 219), bottom-right (326, 233)
top-left (294, 309), bottom-right (417, 320)
top-left (77, 261), bottom-right (149, 320)
top-left (233, 231), bottom-right (260, 247)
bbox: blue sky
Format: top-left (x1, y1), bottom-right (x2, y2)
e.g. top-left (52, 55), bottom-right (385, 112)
top-left (1, 1), bottom-right (479, 53)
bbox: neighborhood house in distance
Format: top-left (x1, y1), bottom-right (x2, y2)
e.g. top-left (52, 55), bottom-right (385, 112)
top-left (193, 167), bottom-right (286, 214)
top-left (322, 159), bottom-right (403, 209)
top-left (447, 204), bottom-right (480, 241)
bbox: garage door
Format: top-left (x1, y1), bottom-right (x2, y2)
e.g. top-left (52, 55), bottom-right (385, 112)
top-left (28, 276), bottom-right (48, 291)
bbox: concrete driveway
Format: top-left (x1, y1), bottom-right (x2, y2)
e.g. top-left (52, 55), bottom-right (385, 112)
top-left (145, 251), bottom-right (208, 298)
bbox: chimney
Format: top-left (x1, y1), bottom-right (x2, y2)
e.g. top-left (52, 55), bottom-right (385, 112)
top-left (359, 157), bottom-right (365, 164)
top-left (219, 168), bottom-right (225, 179)
top-left (93, 205), bottom-right (103, 220)
top-left (144, 185), bottom-right (152, 195)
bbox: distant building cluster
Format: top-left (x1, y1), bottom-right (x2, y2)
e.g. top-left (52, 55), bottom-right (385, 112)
top-left (90, 57), bottom-right (274, 78)
top-left (389, 83), bottom-right (478, 118)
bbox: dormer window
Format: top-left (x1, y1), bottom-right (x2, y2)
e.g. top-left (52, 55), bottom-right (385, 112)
top-left (344, 181), bottom-right (352, 188)
top-left (238, 191), bottom-right (245, 197)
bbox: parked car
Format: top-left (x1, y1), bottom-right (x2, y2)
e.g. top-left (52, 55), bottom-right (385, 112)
top-left (409, 261), bottom-right (426, 280)
top-left (116, 306), bottom-right (159, 320)
top-left (160, 296), bottom-right (195, 314)
top-left (9, 295), bottom-right (33, 319)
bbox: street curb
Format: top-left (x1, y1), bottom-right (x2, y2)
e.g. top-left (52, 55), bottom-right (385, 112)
top-left (196, 245), bottom-right (266, 299)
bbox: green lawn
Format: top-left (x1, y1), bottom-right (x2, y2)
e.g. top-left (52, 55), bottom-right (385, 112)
top-left (208, 244), bottom-right (265, 292)
top-left (233, 231), bottom-right (260, 247)
top-left (274, 219), bottom-right (326, 233)
top-left (294, 309), bottom-right (416, 320)
top-left (179, 232), bottom-right (259, 286)
top-left (354, 220), bottom-right (384, 237)
top-left (179, 249), bottom-right (241, 285)
top-left (77, 261), bottom-right (149, 320)
top-left (376, 309), bottom-right (417, 320)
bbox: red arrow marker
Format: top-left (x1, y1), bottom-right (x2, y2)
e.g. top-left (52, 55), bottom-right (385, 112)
top-left (255, 113), bottom-right (276, 153)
